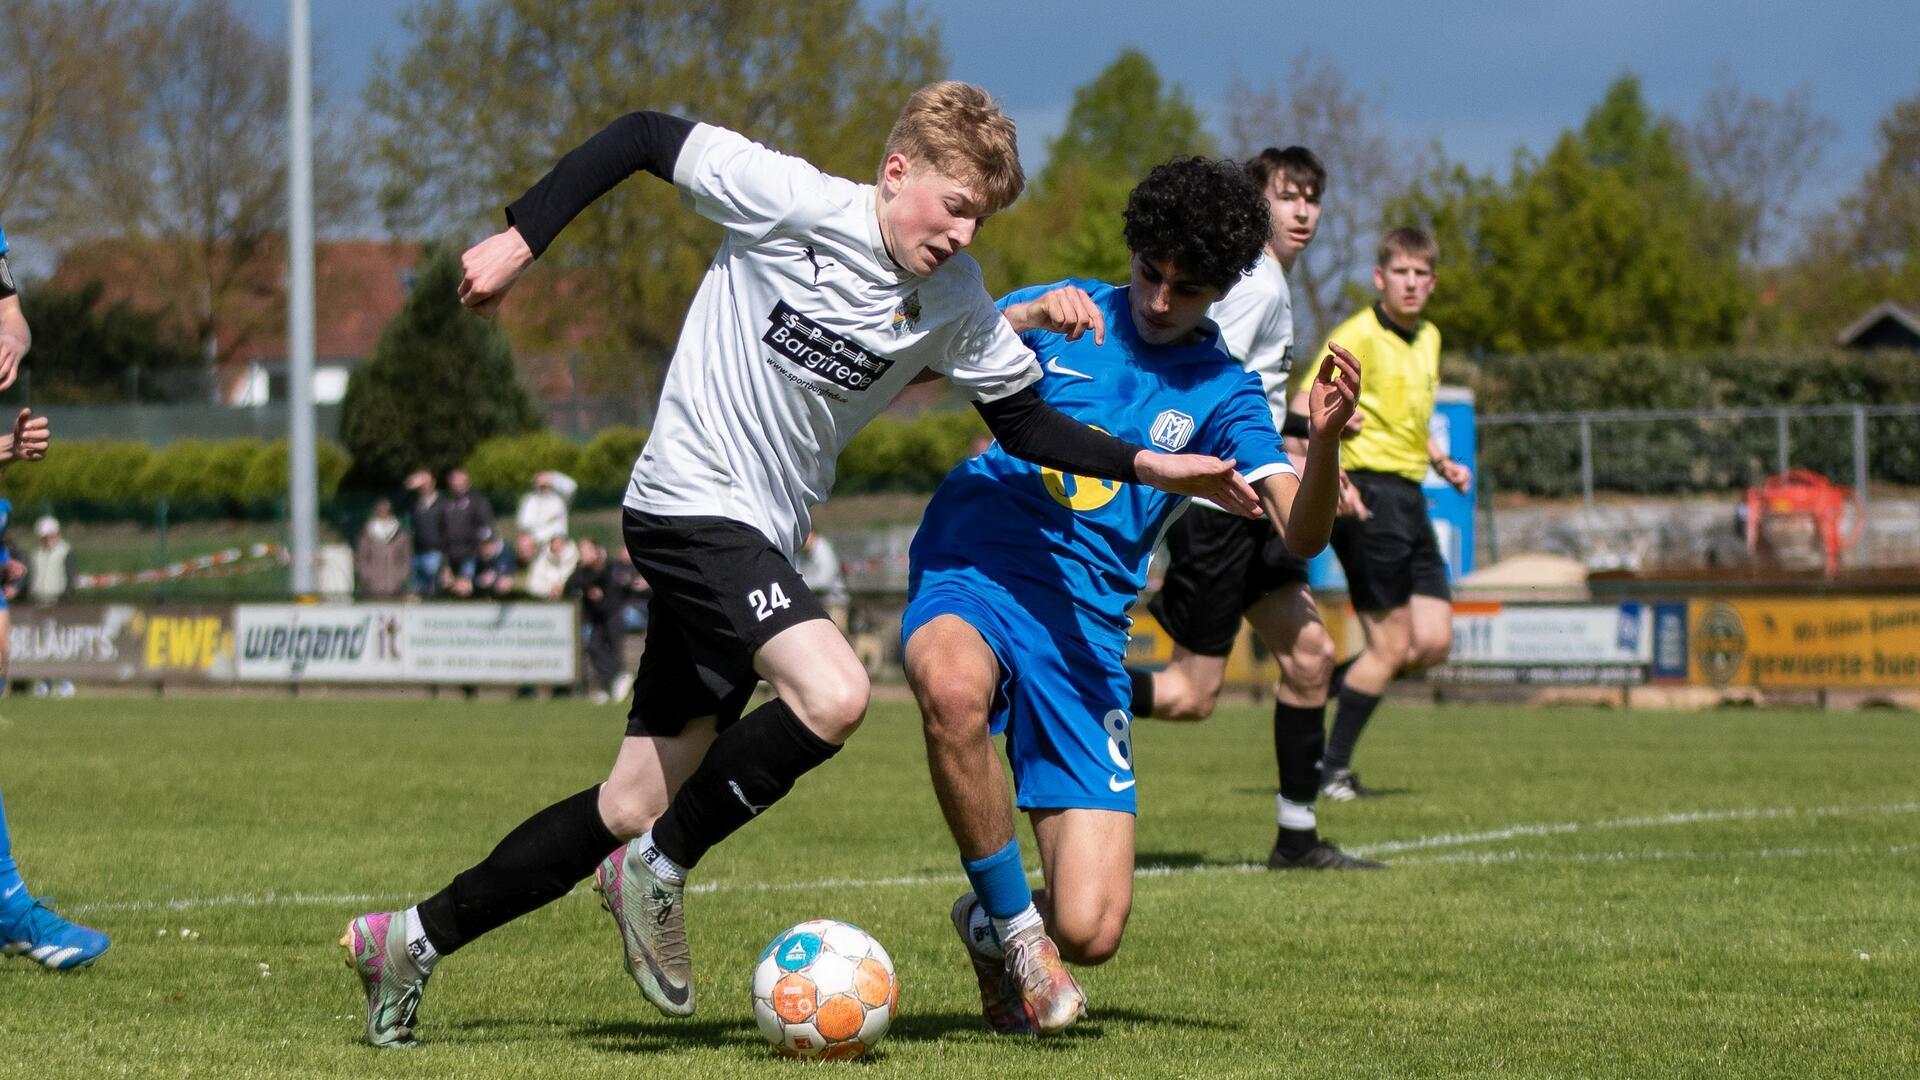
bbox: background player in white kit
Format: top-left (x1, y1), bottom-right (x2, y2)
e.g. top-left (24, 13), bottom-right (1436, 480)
top-left (1127, 147), bottom-right (1382, 871)
top-left (340, 81), bottom-right (1264, 1048)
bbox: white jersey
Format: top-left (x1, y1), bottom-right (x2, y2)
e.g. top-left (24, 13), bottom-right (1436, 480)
top-left (1196, 250), bottom-right (1293, 514)
top-left (625, 124), bottom-right (1042, 556)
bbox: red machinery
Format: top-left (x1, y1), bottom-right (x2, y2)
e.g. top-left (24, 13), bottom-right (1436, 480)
top-left (1744, 470), bottom-right (1864, 578)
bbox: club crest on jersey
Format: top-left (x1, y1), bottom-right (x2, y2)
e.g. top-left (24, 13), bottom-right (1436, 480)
top-left (1149, 409), bottom-right (1195, 452)
top-left (891, 290), bottom-right (922, 334)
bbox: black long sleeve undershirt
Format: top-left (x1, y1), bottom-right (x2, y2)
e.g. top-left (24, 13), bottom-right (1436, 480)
top-left (505, 111), bottom-right (695, 258)
top-left (974, 388), bottom-right (1144, 484)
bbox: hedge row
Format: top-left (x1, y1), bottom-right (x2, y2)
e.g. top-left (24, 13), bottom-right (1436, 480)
top-left (1457, 349), bottom-right (1920, 495)
top-left (3, 437), bottom-right (351, 516)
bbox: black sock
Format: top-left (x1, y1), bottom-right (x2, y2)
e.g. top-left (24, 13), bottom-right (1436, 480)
top-left (1323, 686), bottom-right (1382, 774)
top-left (1273, 701), bottom-right (1327, 804)
top-left (1276, 826), bottom-right (1318, 856)
top-left (1126, 666), bottom-right (1157, 719)
top-left (1328, 656), bottom-right (1356, 697)
top-left (649, 699), bottom-right (839, 871)
top-left (416, 785), bottom-right (619, 956)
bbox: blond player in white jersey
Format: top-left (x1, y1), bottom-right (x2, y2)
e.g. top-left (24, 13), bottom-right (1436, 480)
top-left (340, 82), bottom-right (1265, 1049)
top-left (1129, 147), bottom-right (1382, 871)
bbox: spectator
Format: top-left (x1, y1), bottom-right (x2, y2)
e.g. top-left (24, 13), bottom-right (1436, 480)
top-left (25, 517), bottom-right (68, 606)
top-left (616, 541), bottom-right (650, 634)
top-left (796, 529), bottom-right (850, 632)
top-left (472, 534), bottom-right (518, 598)
top-left (525, 534), bottom-right (578, 600)
top-left (355, 499), bottom-right (412, 600)
top-left (439, 468), bottom-right (496, 594)
top-left (515, 471), bottom-right (576, 544)
top-left (566, 537), bottom-right (636, 704)
top-left (405, 470), bottom-right (447, 597)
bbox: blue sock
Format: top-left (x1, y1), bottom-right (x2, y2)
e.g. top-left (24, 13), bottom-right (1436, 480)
top-left (962, 839), bottom-right (1032, 920)
top-left (0, 787), bottom-right (26, 914)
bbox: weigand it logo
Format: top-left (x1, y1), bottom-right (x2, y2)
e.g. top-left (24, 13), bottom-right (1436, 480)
top-left (762, 301), bottom-right (896, 393)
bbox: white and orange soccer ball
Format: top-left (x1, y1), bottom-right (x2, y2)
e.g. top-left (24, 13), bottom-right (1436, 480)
top-left (751, 919), bottom-right (899, 1060)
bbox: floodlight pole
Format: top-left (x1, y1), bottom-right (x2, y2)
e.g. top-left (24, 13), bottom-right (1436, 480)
top-left (287, 0), bottom-right (318, 595)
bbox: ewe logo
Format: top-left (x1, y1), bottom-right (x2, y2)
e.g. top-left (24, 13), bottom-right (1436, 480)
top-left (1042, 425), bottom-right (1123, 512)
top-left (1149, 410), bottom-right (1195, 452)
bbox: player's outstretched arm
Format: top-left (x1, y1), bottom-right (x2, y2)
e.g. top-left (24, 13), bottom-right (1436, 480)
top-left (1272, 342), bottom-right (1361, 557)
top-left (460, 111), bottom-right (695, 317)
top-left (1002, 286), bottom-right (1106, 344)
top-left (973, 390), bottom-right (1262, 517)
top-left (0, 408), bottom-right (51, 466)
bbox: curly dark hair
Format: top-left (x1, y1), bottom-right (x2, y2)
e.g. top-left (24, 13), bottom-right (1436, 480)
top-left (1122, 156), bottom-right (1270, 291)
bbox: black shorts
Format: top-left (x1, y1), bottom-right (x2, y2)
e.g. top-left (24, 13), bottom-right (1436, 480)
top-left (1148, 508), bottom-right (1312, 658)
top-left (622, 509), bottom-right (830, 736)
top-left (1330, 471), bottom-right (1452, 613)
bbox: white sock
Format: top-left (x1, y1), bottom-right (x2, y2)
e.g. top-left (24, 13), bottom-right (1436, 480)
top-left (403, 906), bottom-right (439, 972)
top-left (635, 832), bottom-right (687, 887)
top-left (990, 902), bottom-right (1044, 946)
top-left (1277, 795), bottom-right (1317, 831)
top-left (964, 900), bottom-right (1006, 960)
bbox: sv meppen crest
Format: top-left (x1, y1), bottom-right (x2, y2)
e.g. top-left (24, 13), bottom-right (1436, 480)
top-left (1149, 410), bottom-right (1195, 452)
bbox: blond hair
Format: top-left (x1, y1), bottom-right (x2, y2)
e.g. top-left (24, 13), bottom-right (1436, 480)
top-left (883, 81), bottom-right (1025, 214)
top-left (1377, 226), bottom-right (1439, 269)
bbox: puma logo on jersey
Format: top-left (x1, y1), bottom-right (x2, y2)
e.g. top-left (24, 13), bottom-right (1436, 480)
top-left (1046, 356), bottom-right (1094, 380)
top-left (802, 245), bottom-right (832, 285)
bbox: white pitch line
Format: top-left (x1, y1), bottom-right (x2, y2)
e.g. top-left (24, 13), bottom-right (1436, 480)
top-left (62, 803), bottom-right (1920, 919)
top-left (1349, 801), bottom-right (1920, 857)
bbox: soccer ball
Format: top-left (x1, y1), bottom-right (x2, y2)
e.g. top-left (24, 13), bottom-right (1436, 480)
top-left (752, 919), bottom-right (899, 1060)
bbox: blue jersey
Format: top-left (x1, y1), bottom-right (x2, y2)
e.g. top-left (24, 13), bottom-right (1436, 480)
top-left (910, 279), bottom-right (1292, 648)
top-left (0, 219), bottom-right (9, 255)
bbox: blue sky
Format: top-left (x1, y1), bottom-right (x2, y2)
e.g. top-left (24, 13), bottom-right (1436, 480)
top-left (251, 0), bottom-right (1919, 222)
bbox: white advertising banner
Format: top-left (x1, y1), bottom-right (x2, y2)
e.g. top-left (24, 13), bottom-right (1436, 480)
top-left (235, 603), bottom-right (575, 684)
top-left (1449, 603), bottom-right (1652, 665)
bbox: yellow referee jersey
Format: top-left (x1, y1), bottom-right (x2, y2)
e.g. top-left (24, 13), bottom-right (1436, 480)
top-left (1294, 303), bottom-right (1440, 482)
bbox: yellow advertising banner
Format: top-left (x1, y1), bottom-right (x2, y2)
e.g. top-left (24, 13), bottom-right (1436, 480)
top-left (1688, 597), bottom-right (1920, 688)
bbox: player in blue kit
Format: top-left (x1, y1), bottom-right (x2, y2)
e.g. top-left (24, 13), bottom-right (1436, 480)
top-left (0, 219), bottom-right (101, 970)
top-left (901, 158), bottom-right (1359, 1034)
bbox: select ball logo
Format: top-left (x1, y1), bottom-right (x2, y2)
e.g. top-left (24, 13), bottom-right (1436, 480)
top-left (763, 301), bottom-right (897, 393)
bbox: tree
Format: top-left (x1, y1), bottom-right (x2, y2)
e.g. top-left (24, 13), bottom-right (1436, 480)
top-left (972, 49), bottom-right (1211, 291)
top-left (1385, 74), bottom-right (1746, 353)
top-left (365, 0), bottom-right (944, 394)
top-left (1684, 69), bottom-right (1836, 262)
top-left (1221, 53), bottom-right (1403, 352)
top-left (16, 279), bottom-right (208, 404)
top-left (0, 1), bottom-right (145, 233)
top-left (339, 248), bottom-right (542, 486)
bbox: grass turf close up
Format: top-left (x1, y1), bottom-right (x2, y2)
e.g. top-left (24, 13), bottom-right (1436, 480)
top-left (0, 699), bottom-right (1915, 1078)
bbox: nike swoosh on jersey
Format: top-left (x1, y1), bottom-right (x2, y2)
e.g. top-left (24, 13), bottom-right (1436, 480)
top-left (1108, 774), bottom-right (1136, 792)
top-left (1, 883), bottom-right (22, 901)
top-left (1046, 356), bottom-right (1094, 380)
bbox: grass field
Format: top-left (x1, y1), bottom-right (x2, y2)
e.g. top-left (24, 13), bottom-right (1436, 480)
top-left (0, 697), bottom-right (1915, 1078)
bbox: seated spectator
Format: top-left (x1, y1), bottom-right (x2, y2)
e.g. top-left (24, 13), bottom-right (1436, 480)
top-left (525, 534), bottom-right (578, 600)
top-left (440, 467), bottom-right (495, 594)
top-left (26, 516), bottom-right (70, 606)
top-left (355, 499), bottom-right (412, 600)
top-left (566, 537), bottom-right (636, 704)
top-left (472, 534), bottom-right (518, 598)
top-left (796, 529), bottom-right (850, 632)
top-left (515, 471), bottom-right (576, 543)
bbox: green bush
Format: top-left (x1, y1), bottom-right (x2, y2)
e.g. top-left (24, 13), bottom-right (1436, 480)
top-left (464, 431), bottom-right (583, 495)
top-left (239, 439), bottom-right (351, 500)
top-left (577, 426), bottom-right (650, 492)
top-left (836, 410), bottom-right (988, 493)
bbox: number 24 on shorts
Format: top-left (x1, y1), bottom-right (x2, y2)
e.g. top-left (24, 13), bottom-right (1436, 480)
top-left (748, 583), bottom-right (792, 622)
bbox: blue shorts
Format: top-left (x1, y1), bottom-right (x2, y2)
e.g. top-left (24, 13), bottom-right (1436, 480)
top-left (902, 564), bottom-right (1137, 813)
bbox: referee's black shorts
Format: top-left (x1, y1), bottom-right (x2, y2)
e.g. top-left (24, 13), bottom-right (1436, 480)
top-left (1329, 470), bottom-right (1452, 613)
top-left (621, 508), bottom-right (830, 736)
top-left (1148, 507), bottom-right (1311, 658)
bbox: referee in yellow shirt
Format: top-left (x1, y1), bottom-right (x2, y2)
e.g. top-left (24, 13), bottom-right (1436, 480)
top-left (1289, 227), bottom-right (1470, 800)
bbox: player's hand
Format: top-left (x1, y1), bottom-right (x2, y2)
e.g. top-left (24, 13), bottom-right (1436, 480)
top-left (1005, 286), bottom-right (1105, 345)
top-left (1336, 470), bottom-right (1370, 520)
top-left (1307, 342), bottom-right (1360, 440)
top-left (458, 227), bottom-right (535, 318)
top-left (0, 409), bottom-right (51, 464)
top-left (1437, 458), bottom-right (1472, 493)
top-left (0, 333), bottom-right (26, 393)
top-left (1135, 451), bottom-right (1262, 518)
